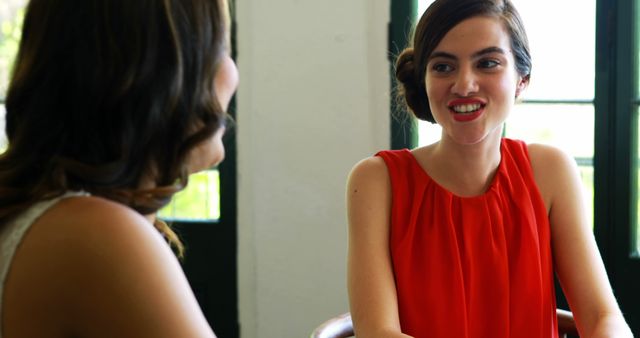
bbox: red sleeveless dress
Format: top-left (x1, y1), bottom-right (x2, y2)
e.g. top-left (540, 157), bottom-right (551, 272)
top-left (376, 138), bottom-right (558, 338)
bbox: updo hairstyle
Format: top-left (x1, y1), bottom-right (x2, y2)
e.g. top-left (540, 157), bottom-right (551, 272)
top-left (395, 0), bottom-right (531, 123)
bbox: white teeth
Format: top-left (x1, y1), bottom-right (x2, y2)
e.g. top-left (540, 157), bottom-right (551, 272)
top-left (452, 103), bottom-right (481, 113)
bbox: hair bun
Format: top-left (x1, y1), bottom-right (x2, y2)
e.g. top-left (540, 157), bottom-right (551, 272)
top-left (394, 48), bottom-right (434, 123)
top-left (395, 48), bottom-right (417, 86)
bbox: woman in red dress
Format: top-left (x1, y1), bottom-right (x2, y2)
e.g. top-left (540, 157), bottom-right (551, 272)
top-left (346, 0), bottom-right (633, 337)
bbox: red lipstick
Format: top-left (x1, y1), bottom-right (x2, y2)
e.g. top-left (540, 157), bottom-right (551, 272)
top-left (447, 98), bottom-right (486, 122)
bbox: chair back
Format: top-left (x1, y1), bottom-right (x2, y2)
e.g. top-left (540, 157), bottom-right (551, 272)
top-left (311, 309), bottom-right (578, 338)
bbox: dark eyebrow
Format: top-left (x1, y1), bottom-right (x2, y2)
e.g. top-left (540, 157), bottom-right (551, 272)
top-left (428, 47), bottom-right (507, 62)
top-left (473, 47), bottom-right (507, 58)
top-left (428, 51), bottom-right (456, 61)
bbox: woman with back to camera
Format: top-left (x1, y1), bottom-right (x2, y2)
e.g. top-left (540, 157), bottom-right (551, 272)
top-left (0, 0), bottom-right (238, 336)
top-left (346, 0), bottom-right (633, 337)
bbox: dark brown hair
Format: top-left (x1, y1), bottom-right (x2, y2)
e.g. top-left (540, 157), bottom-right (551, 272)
top-left (395, 0), bottom-right (531, 123)
top-left (0, 0), bottom-right (231, 256)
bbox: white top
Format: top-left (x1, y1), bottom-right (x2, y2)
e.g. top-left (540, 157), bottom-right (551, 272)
top-left (0, 191), bottom-right (88, 337)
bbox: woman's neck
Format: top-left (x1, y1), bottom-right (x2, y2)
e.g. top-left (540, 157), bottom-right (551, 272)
top-left (425, 131), bottom-right (503, 197)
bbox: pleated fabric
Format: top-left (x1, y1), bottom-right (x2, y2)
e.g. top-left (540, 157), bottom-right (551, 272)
top-left (376, 138), bottom-right (557, 338)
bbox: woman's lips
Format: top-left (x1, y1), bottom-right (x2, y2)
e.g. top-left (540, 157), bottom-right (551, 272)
top-left (448, 98), bottom-right (486, 122)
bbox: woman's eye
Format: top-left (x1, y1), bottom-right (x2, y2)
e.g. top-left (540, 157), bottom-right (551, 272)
top-left (432, 63), bottom-right (453, 73)
top-left (478, 59), bottom-right (500, 69)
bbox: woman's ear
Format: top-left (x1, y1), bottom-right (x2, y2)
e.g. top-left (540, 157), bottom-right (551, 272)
top-left (515, 75), bottom-right (530, 98)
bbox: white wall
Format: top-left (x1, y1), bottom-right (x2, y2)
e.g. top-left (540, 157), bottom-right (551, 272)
top-left (236, 1), bottom-right (391, 337)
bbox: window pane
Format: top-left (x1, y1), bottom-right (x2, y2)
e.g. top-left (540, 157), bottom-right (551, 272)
top-left (417, 0), bottom-right (434, 15)
top-left (507, 103), bottom-right (595, 227)
top-left (0, 0), bottom-right (26, 99)
top-left (417, 121), bottom-right (441, 147)
top-left (418, 0), bottom-right (595, 101)
top-left (158, 169), bottom-right (221, 221)
top-left (579, 165), bottom-right (595, 229)
top-left (507, 103), bottom-right (594, 158)
top-left (511, 0), bottom-right (595, 101)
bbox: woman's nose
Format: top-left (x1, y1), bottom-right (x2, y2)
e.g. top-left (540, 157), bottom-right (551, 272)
top-left (451, 66), bottom-right (479, 96)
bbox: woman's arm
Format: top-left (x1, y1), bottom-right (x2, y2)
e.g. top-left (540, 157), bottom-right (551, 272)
top-left (346, 157), bottom-right (413, 338)
top-left (529, 144), bottom-right (633, 338)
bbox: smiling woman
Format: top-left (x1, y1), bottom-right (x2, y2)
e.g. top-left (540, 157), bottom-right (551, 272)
top-left (413, 0), bottom-right (640, 334)
top-left (348, 1), bottom-right (633, 337)
top-left (417, 0), bottom-right (596, 226)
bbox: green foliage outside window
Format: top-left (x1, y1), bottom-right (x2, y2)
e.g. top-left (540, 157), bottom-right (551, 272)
top-left (158, 170), bottom-right (221, 221)
top-left (0, 7), bottom-right (23, 99)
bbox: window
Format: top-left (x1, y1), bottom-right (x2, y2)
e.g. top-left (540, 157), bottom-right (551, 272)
top-left (0, 0), bottom-right (24, 98)
top-left (158, 170), bottom-right (221, 221)
top-left (0, 0), bottom-right (25, 152)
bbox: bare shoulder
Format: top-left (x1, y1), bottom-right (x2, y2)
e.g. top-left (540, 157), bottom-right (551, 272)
top-left (5, 195), bottom-right (213, 338)
top-left (348, 155), bottom-right (389, 183)
top-left (346, 155), bottom-right (392, 234)
top-left (526, 143), bottom-right (581, 208)
top-left (28, 195), bottom-right (165, 265)
top-left (527, 143), bottom-right (575, 166)
top-left (43, 195), bottom-right (161, 247)
top-left (347, 156), bottom-right (391, 203)
top-left (9, 195), bottom-right (158, 277)
top-left (527, 143), bottom-right (578, 179)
